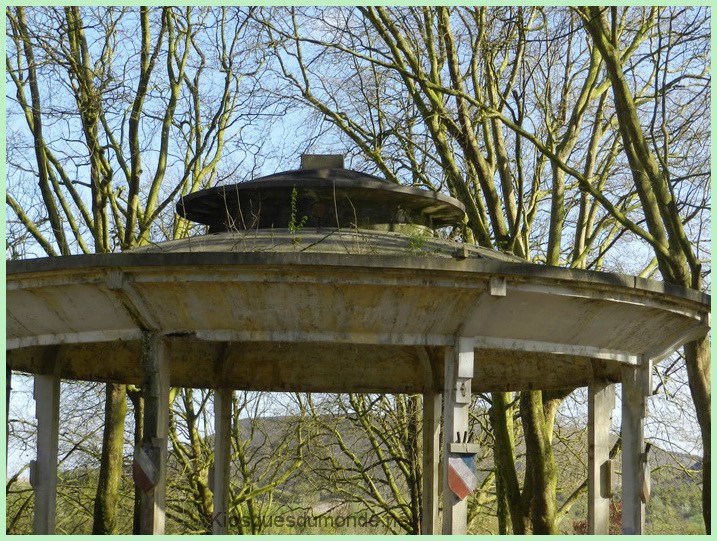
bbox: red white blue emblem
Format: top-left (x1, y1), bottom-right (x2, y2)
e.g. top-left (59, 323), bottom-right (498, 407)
top-left (448, 452), bottom-right (478, 500)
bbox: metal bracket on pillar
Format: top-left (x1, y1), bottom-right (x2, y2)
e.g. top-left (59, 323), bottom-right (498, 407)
top-left (455, 339), bottom-right (474, 405)
top-left (640, 444), bottom-right (652, 505)
top-left (29, 459), bottom-right (38, 488)
top-left (449, 442), bottom-right (481, 454)
top-left (455, 379), bottom-right (471, 404)
top-left (643, 357), bottom-right (653, 401)
top-left (601, 459), bottom-right (615, 498)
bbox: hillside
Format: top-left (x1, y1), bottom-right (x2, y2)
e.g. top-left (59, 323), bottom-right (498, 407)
top-left (6, 413), bottom-right (704, 534)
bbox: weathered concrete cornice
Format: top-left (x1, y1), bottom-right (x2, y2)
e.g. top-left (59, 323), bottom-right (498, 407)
top-left (7, 240), bottom-right (711, 308)
top-left (7, 235), bottom-right (709, 393)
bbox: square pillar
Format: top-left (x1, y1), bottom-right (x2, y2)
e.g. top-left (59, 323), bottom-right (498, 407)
top-left (621, 360), bottom-right (650, 534)
top-left (442, 338), bottom-right (474, 535)
top-left (7, 366), bottom-right (12, 461)
top-left (32, 374), bottom-right (60, 534)
top-left (135, 332), bottom-right (170, 535)
top-left (421, 392), bottom-right (441, 535)
top-left (588, 380), bottom-right (615, 534)
top-left (212, 388), bottom-right (233, 534)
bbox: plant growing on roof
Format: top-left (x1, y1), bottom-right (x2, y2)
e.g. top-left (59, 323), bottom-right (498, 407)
top-left (289, 187), bottom-right (308, 245)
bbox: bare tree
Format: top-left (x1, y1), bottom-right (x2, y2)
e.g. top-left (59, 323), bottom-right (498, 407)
top-left (251, 6), bottom-right (708, 533)
top-left (6, 6), bottom-right (275, 532)
top-left (575, 6), bottom-right (710, 531)
top-left (304, 394), bottom-right (429, 534)
top-left (6, 6), bottom-right (708, 534)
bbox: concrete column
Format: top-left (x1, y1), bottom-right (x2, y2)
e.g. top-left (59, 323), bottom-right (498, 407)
top-left (7, 366), bottom-right (11, 462)
top-left (32, 374), bottom-right (60, 534)
top-left (588, 380), bottom-right (615, 534)
top-left (136, 332), bottom-right (170, 535)
top-left (442, 338), bottom-right (473, 535)
top-left (621, 360), bottom-right (650, 534)
top-left (212, 388), bottom-right (233, 535)
top-left (421, 391), bottom-right (441, 535)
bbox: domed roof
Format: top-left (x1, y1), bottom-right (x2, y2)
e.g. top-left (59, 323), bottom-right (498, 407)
top-left (177, 167), bottom-right (466, 233)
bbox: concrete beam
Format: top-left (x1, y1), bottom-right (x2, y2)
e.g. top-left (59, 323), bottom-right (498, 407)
top-left (473, 336), bottom-right (638, 365)
top-left (421, 392), bottom-right (441, 535)
top-left (643, 322), bottom-right (710, 364)
top-left (212, 388), bottom-right (233, 535)
top-left (442, 338), bottom-right (473, 535)
top-left (137, 333), bottom-right (170, 535)
top-left (621, 360), bottom-right (650, 534)
top-left (588, 380), bottom-right (615, 534)
top-left (7, 328), bottom-right (142, 351)
top-left (32, 374), bottom-right (60, 534)
top-left (194, 329), bottom-right (454, 347)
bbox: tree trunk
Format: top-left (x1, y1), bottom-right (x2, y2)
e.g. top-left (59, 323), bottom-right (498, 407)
top-left (127, 387), bottom-right (144, 535)
top-left (520, 390), bottom-right (559, 534)
top-left (490, 392), bottom-right (526, 534)
top-left (404, 395), bottom-right (422, 534)
top-left (92, 383), bottom-right (128, 534)
top-left (577, 9), bottom-right (710, 530)
top-left (684, 334), bottom-right (711, 533)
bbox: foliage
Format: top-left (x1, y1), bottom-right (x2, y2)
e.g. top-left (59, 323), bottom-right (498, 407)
top-left (288, 187), bottom-right (308, 244)
top-left (572, 501), bottom-right (622, 535)
top-left (7, 388), bottom-right (707, 534)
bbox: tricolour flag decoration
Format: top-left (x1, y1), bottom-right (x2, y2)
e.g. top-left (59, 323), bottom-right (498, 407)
top-left (448, 453), bottom-right (478, 500)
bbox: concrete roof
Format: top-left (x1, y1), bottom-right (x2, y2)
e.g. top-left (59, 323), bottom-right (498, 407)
top-left (178, 168), bottom-right (467, 231)
top-left (7, 229), bottom-right (710, 393)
